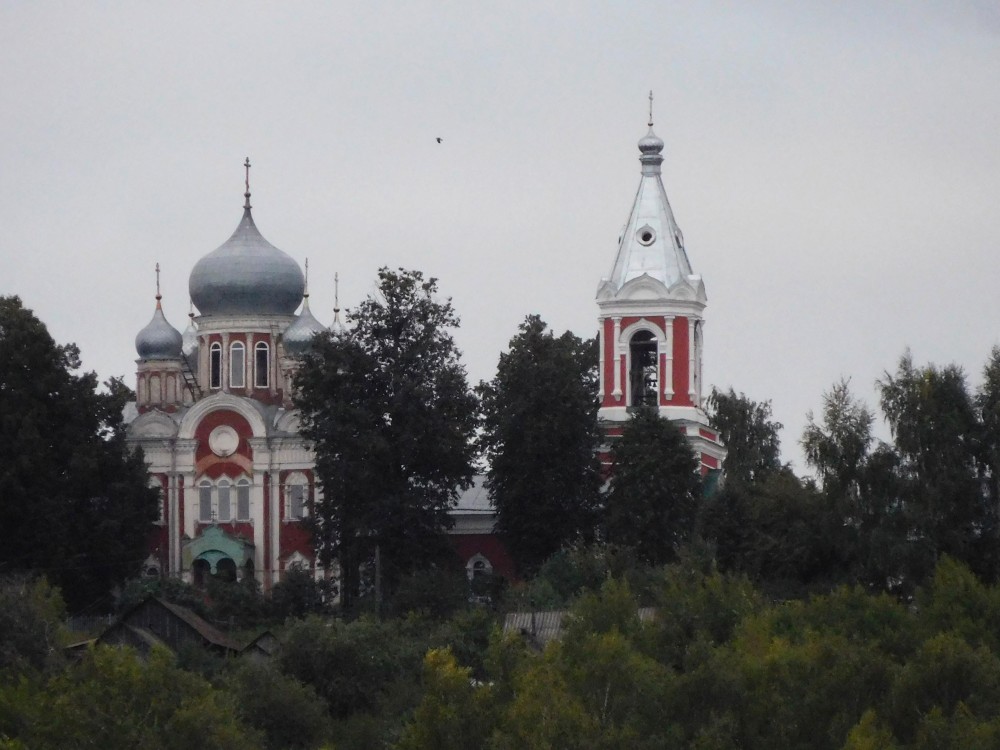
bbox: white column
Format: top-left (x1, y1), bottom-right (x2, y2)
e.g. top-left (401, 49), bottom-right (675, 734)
top-left (597, 319), bottom-right (605, 399)
top-left (612, 317), bottom-right (622, 400)
top-left (663, 316), bottom-right (675, 399)
top-left (688, 318), bottom-right (697, 401)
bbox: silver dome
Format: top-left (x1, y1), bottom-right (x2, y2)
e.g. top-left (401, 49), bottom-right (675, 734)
top-left (189, 207), bottom-right (305, 316)
top-left (136, 303), bottom-right (183, 360)
top-left (638, 126), bottom-right (664, 155)
top-left (181, 315), bottom-right (199, 370)
top-left (283, 297), bottom-right (326, 356)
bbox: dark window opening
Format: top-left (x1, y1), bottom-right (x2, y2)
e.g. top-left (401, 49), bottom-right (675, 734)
top-left (210, 343), bottom-right (222, 389)
top-left (629, 330), bottom-right (658, 407)
top-left (255, 343), bottom-right (269, 388)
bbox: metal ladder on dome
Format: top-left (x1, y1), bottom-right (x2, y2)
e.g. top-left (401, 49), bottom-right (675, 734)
top-left (180, 353), bottom-right (202, 402)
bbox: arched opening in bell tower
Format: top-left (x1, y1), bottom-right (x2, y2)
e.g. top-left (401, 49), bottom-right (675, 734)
top-left (629, 330), bottom-right (658, 407)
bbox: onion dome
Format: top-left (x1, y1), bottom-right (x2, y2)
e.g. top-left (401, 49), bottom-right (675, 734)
top-left (283, 296), bottom-right (326, 356)
top-left (136, 265), bottom-right (183, 360)
top-left (189, 160), bottom-right (305, 316)
top-left (638, 126), bottom-right (664, 156)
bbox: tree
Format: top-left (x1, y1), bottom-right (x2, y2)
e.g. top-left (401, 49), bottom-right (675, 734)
top-left (0, 574), bottom-right (66, 680)
top-left (2, 645), bottom-right (262, 749)
top-left (801, 378), bottom-right (875, 497)
top-left (0, 296), bottom-right (159, 612)
top-left (706, 387), bottom-right (784, 486)
top-left (295, 268), bottom-right (478, 610)
top-left (878, 353), bottom-right (994, 583)
top-left (603, 408), bottom-right (701, 565)
top-left (478, 315), bottom-right (601, 576)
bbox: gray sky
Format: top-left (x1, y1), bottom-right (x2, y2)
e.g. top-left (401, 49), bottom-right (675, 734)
top-left (3, 2), bottom-right (999, 472)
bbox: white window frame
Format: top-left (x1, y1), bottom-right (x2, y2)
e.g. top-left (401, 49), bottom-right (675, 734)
top-left (209, 342), bottom-right (222, 389)
top-left (230, 342), bottom-right (246, 388)
top-left (285, 472), bottom-right (308, 521)
top-left (254, 342), bottom-right (269, 388)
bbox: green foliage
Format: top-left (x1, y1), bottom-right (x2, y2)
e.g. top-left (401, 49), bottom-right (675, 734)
top-left (878, 353), bottom-right (995, 583)
top-left (2, 645), bottom-right (261, 749)
top-left (397, 648), bottom-right (495, 750)
top-left (116, 575), bottom-right (208, 617)
top-left (802, 378), bottom-right (875, 497)
top-left (269, 567), bottom-right (332, 621)
top-left (707, 386), bottom-right (784, 486)
top-left (221, 660), bottom-right (332, 750)
top-left (295, 269), bottom-right (477, 609)
top-left (702, 470), bottom-right (850, 599)
top-left (502, 543), bottom-right (653, 610)
top-left (387, 567), bottom-right (470, 619)
top-left (479, 315), bottom-right (601, 576)
top-left (0, 575), bottom-right (67, 680)
top-left (0, 296), bottom-right (159, 612)
top-left (604, 407), bottom-right (701, 565)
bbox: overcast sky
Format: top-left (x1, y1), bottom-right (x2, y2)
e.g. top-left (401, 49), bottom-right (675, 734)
top-left (2, 2), bottom-right (999, 472)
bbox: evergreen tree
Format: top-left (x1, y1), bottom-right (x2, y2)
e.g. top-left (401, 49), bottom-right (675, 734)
top-left (603, 408), bottom-right (701, 565)
top-left (0, 296), bottom-right (158, 612)
top-left (478, 315), bottom-right (601, 576)
top-left (294, 269), bottom-right (477, 610)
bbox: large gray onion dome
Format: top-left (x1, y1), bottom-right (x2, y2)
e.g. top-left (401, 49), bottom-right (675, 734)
top-left (189, 203), bottom-right (305, 316)
top-left (136, 301), bottom-right (183, 360)
top-left (283, 296), bottom-right (326, 356)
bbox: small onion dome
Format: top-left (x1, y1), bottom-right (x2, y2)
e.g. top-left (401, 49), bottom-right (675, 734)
top-left (329, 314), bottom-right (347, 338)
top-left (638, 126), bottom-right (664, 155)
top-left (136, 302), bottom-right (183, 360)
top-left (282, 297), bottom-right (326, 356)
top-left (189, 206), bottom-right (305, 316)
top-left (181, 314), bottom-right (199, 370)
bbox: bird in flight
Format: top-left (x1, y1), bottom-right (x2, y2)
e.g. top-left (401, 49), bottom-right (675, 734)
top-left (436, 137), bottom-right (442, 143)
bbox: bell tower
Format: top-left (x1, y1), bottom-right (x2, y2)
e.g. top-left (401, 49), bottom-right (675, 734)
top-left (596, 96), bottom-right (726, 474)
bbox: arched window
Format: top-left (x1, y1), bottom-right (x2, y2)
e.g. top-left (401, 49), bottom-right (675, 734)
top-left (285, 473), bottom-right (308, 521)
top-left (629, 330), bottom-right (658, 407)
top-left (230, 342), bottom-right (246, 388)
top-left (209, 343), bottom-right (222, 389)
top-left (199, 480), bottom-right (213, 522)
top-left (217, 478), bottom-right (231, 521)
top-left (254, 342), bottom-right (269, 388)
top-left (236, 478), bottom-right (251, 520)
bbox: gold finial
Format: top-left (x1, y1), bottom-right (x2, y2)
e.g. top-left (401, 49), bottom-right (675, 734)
top-left (648, 90), bottom-right (654, 128)
top-left (155, 262), bottom-right (162, 303)
top-left (244, 157), bottom-right (252, 210)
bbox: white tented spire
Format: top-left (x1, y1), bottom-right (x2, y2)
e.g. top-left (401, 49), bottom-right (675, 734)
top-left (602, 112), bottom-right (695, 295)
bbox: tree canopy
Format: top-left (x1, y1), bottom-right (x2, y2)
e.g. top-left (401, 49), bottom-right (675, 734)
top-left (706, 386), bottom-right (784, 486)
top-left (0, 296), bottom-right (158, 612)
top-left (603, 407), bottom-right (701, 565)
top-left (478, 315), bottom-right (601, 576)
top-left (294, 269), bottom-right (478, 609)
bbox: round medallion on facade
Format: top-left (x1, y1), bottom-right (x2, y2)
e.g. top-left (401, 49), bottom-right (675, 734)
top-left (208, 425), bottom-right (240, 457)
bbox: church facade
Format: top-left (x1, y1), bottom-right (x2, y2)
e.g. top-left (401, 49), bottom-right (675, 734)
top-left (126, 115), bottom-right (724, 589)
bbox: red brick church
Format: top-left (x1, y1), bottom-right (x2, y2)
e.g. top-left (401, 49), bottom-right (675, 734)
top-left (126, 112), bottom-right (724, 590)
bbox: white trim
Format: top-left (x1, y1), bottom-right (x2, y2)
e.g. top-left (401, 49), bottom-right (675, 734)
top-left (178, 393), bottom-right (269, 439)
top-left (230, 341), bottom-right (246, 388)
top-left (612, 317), bottom-right (622, 399)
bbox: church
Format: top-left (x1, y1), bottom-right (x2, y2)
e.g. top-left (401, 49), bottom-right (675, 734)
top-left (126, 111), bottom-right (725, 590)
